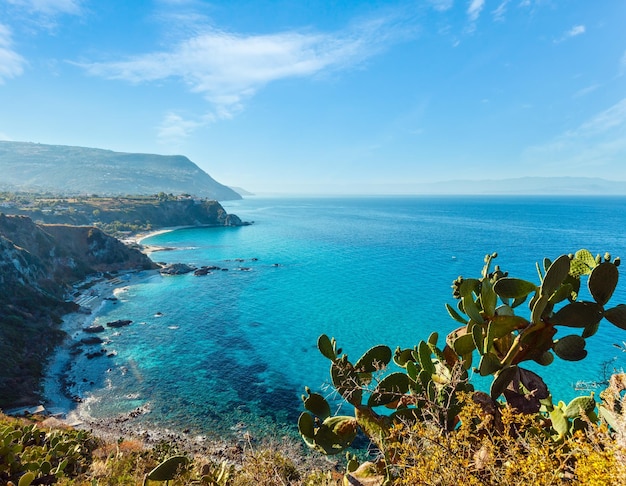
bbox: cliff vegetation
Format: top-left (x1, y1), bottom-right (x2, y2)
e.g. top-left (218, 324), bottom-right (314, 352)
top-left (0, 192), bottom-right (247, 238)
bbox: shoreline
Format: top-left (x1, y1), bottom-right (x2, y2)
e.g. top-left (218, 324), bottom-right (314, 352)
top-left (34, 232), bottom-right (269, 455)
top-left (38, 267), bottom-right (234, 454)
top-left (29, 223), bottom-right (295, 456)
top-left (40, 269), bottom-right (161, 422)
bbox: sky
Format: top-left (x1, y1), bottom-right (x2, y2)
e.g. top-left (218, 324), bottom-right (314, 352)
top-left (0, 0), bottom-right (625, 195)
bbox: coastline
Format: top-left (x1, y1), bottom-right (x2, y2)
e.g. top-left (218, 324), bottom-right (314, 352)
top-left (38, 265), bottom-right (302, 457)
top-left (127, 225), bottom-right (199, 254)
top-left (33, 223), bottom-right (293, 456)
top-left (35, 230), bottom-right (259, 454)
top-left (40, 270), bottom-right (162, 427)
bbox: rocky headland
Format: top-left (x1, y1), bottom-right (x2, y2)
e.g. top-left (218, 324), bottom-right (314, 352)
top-left (0, 197), bottom-right (249, 409)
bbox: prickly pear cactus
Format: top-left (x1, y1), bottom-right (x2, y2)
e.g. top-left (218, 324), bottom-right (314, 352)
top-left (300, 249), bottom-right (626, 483)
top-left (446, 250), bottom-right (626, 412)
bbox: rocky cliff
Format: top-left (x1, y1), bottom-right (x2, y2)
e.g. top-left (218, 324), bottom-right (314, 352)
top-left (0, 195), bottom-right (247, 237)
top-left (0, 214), bottom-right (156, 407)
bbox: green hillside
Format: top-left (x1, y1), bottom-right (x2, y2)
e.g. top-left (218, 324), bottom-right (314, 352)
top-left (0, 141), bottom-right (241, 201)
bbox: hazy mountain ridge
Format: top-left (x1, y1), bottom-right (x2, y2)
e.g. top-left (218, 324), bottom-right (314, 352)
top-left (378, 177), bottom-right (626, 195)
top-left (0, 141), bottom-right (241, 201)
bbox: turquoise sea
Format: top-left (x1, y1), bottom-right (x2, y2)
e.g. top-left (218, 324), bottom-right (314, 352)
top-left (51, 196), bottom-right (626, 439)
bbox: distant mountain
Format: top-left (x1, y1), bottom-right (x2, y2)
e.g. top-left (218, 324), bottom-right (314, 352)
top-left (0, 141), bottom-right (241, 201)
top-left (375, 177), bottom-right (626, 196)
top-left (229, 186), bottom-right (255, 196)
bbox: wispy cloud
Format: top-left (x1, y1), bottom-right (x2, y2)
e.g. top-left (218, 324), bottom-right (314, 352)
top-left (555, 24), bottom-right (585, 43)
top-left (524, 98), bottom-right (626, 172)
top-left (157, 112), bottom-right (205, 146)
top-left (492, 0), bottom-right (510, 22)
top-left (5, 0), bottom-right (82, 16)
top-left (78, 18), bottom-right (407, 121)
top-left (467, 0), bottom-right (485, 23)
top-left (465, 0), bottom-right (485, 33)
top-left (574, 84), bottom-right (600, 98)
top-left (427, 0), bottom-right (454, 11)
top-left (566, 24), bottom-right (586, 37)
top-left (0, 24), bottom-right (26, 84)
top-left (4, 0), bottom-right (84, 31)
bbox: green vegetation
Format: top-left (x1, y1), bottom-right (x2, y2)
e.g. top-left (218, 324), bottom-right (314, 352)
top-left (0, 192), bottom-right (243, 238)
top-left (299, 250), bottom-right (626, 484)
top-left (0, 413), bottom-right (339, 485)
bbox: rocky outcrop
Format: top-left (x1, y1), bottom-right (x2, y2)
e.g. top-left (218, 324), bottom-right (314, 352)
top-left (159, 263), bottom-right (196, 275)
top-left (0, 214), bottom-right (156, 408)
top-left (106, 319), bottom-right (132, 328)
top-left (0, 195), bottom-right (250, 236)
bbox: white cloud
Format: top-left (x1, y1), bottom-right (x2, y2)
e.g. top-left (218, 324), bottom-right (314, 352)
top-left (467, 0), bottom-right (485, 23)
top-left (567, 25), bottom-right (586, 37)
top-left (5, 0), bottom-right (82, 15)
top-left (492, 0), bottom-right (510, 21)
top-left (0, 24), bottom-right (26, 83)
top-left (577, 98), bottom-right (626, 135)
top-left (555, 24), bottom-right (586, 43)
top-left (428, 0), bottom-right (454, 11)
top-left (524, 98), bottom-right (626, 172)
top-left (79, 19), bottom-right (404, 120)
top-left (157, 112), bottom-right (204, 146)
top-left (574, 84), bottom-right (600, 98)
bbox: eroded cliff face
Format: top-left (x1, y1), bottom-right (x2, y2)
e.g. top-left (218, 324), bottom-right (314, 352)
top-left (0, 214), bottom-right (156, 407)
top-left (0, 196), bottom-right (248, 237)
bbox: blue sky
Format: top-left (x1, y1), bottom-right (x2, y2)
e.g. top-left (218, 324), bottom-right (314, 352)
top-left (0, 1), bottom-right (624, 194)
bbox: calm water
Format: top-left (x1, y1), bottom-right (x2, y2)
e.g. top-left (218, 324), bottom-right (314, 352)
top-left (52, 196), bottom-right (626, 438)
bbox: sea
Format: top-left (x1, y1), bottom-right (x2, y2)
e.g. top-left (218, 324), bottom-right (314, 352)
top-left (45, 196), bottom-right (626, 440)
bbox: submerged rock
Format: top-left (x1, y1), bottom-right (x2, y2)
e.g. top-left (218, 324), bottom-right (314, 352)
top-left (80, 336), bottom-right (103, 345)
top-left (83, 324), bottom-right (105, 333)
